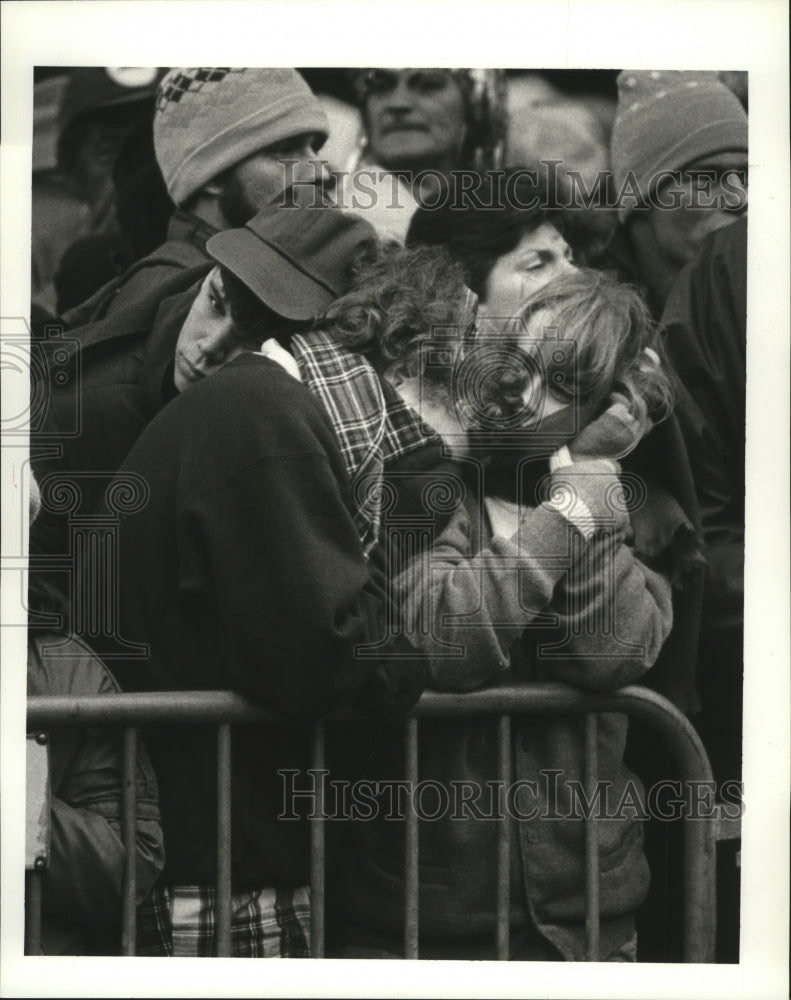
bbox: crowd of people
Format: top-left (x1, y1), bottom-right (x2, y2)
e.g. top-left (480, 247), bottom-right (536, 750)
top-left (27, 65), bottom-right (747, 961)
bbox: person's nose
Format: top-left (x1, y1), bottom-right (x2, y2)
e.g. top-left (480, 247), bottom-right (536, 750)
top-left (384, 76), bottom-right (415, 113)
top-left (304, 146), bottom-right (335, 194)
top-left (559, 255), bottom-right (578, 275)
top-left (196, 323), bottom-right (236, 370)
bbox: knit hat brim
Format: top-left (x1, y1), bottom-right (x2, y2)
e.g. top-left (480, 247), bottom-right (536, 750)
top-left (167, 97), bottom-right (329, 207)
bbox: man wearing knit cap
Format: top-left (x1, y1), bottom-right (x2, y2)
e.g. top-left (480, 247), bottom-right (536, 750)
top-left (62, 67), bottom-right (331, 329)
top-left (608, 69), bottom-right (747, 311)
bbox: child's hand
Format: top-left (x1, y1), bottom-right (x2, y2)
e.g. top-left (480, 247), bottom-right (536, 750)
top-left (566, 395), bottom-right (648, 462)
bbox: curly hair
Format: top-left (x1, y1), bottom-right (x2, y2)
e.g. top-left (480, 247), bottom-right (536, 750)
top-left (320, 242), bottom-right (472, 376)
top-left (467, 268), bottom-right (674, 434)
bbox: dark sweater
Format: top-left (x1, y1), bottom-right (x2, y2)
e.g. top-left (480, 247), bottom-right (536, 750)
top-left (97, 352), bottom-right (418, 887)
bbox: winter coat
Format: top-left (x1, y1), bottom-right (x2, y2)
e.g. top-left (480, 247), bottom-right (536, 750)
top-left (27, 633), bottom-right (164, 954)
top-left (98, 352), bottom-right (424, 889)
top-left (334, 465), bottom-right (674, 961)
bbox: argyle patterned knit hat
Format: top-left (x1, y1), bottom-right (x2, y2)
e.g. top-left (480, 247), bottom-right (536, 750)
top-left (154, 68), bottom-right (329, 206)
top-left (611, 70), bottom-right (748, 221)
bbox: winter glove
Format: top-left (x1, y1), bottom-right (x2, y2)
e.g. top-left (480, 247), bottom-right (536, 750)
top-left (564, 395), bottom-right (647, 463)
top-left (543, 453), bottom-right (630, 540)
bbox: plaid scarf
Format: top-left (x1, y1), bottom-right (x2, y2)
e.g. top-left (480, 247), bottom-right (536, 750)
top-left (289, 288), bottom-right (479, 555)
top-left (136, 885), bottom-right (310, 958)
top-left (290, 331), bottom-right (438, 555)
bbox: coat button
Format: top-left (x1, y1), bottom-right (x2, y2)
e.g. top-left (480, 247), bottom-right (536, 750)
top-left (526, 830), bottom-right (539, 844)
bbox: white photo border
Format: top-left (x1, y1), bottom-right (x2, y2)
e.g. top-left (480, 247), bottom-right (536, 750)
top-left (2, 1), bottom-right (789, 997)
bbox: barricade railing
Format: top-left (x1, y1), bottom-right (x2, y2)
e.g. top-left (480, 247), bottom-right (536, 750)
top-left (26, 682), bottom-right (717, 961)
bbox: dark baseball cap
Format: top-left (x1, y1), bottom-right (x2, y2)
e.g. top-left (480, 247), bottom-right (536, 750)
top-left (206, 190), bottom-right (378, 322)
top-left (58, 67), bottom-right (161, 134)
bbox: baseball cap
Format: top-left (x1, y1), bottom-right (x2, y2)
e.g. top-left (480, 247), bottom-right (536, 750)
top-left (206, 191), bottom-right (378, 321)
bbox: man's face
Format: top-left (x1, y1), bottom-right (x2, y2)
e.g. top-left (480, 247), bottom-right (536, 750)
top-left (646, 151), bottom-right (748, 268)
top-left (479, 223), bottom-right (576, 321)
top-left (218, 132), bottom-right (330, 227)
top-left (173, 268), bottom-right (260, 391)
top-left (364, 69), bottom-right (467, 173)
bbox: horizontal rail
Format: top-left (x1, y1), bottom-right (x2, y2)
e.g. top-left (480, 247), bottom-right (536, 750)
top-left (27, 684), bottom-right (714, 797)
top-left (26, 682), bottom-right (717, 787)
top-left (27, 681), bottom-right (717, 962)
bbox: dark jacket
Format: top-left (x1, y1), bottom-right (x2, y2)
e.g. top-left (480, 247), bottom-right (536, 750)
top-left (96, 353), bottom-right (422, 889)
top-left (661, 217), bottom-right (746, 632)
top-left (60, 209), bottom-right (216, 329)
top-left (29, 284), bottom-right (202, 587)
top-left (27, 633), bottom-right (164, 955)
top-left (30, 212), bottom-right (216, 576)
top-left (660, 218), bottom-right (746, 783)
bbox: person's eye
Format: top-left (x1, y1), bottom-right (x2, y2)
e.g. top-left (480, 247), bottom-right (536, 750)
top-left (411, 71), bottom-right (452, 94)
top-left (268, 139), bottom-right (303, 157)
top-left (207, 291), bottom-right (225, 315)
top-left (520, 254), bottom-right (545, 272)
top-left (365, 70), bottom-right (398, 95)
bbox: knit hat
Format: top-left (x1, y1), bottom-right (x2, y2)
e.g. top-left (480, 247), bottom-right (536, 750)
top-left (611, 70), bottom-right (748, 221)
top-left (206, 188), bottom-right (377, 321)
top-left (154, 68), bottom-right (330, 206)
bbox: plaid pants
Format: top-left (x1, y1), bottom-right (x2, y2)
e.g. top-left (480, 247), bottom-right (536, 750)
top-left (137, 885), bottom-right (310, 957)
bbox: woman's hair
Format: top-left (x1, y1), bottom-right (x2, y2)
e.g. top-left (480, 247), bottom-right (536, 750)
top-left (494, 268), bottom-right (674, 432)
top-left (406, 169), bottom-right (558, 297)
top-left (406, 168), bottom-right (613, 294)
top-left (319, 242), bottom-right (471, 376)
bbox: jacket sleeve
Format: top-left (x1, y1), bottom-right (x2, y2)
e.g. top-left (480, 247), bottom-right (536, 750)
top-left (32, 638), bottom-right (164, 925)
top-left (535, 530), bottom-right (674, 692)
top-left (396, 501), bottom-right (672, 693)
top-left (179, 448), bottom-right (418, 719)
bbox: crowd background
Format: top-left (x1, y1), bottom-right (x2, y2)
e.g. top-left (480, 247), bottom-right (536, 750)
top-left (24, 64), bottom-right (748, 964)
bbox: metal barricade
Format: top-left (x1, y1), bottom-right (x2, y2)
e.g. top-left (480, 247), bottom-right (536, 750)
top-left (26, 682), bottom-right (717, 961)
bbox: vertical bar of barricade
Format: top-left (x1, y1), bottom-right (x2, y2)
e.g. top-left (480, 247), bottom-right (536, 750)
top-left (24, 872), bottom-right (43, 955)
top-left (310, 720), bottom-right (326, 958)
top-left (121, 727), bottom-right (138, 956)
top-left (404, 716), bottom-right (419, 959)
top-left (684, 790), bottom-right (717, 962)
top-left (496, 715), bottom-right (511, 960)
top-left (583, 714), bottom-right (600, 961)
top-left (216, 724), bottom-right (232, 957)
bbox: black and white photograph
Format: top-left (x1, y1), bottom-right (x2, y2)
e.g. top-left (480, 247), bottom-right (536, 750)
top-left (1, 2), bottom-right (788, 998)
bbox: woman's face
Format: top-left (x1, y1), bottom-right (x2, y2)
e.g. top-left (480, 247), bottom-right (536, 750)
top-left (364, 69), bottom-right (467, 174)
top-left (479, 223), bottom-right (576, 321)
top-left (173, 268), bottom-right (254, 392)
